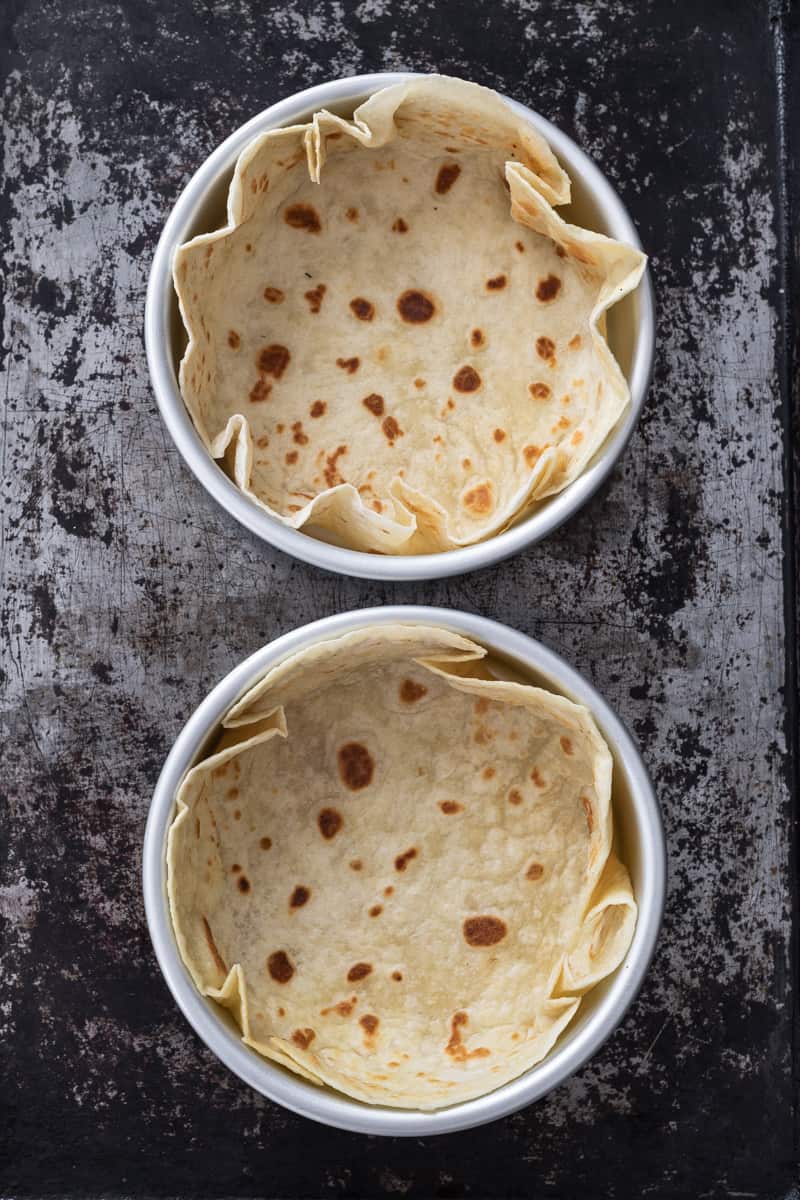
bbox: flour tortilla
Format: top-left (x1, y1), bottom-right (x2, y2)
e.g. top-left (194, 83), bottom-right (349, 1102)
top-left (174, 75), bottom-right (646, 554)
top-left (167, 625), bottom-right (637, 1109)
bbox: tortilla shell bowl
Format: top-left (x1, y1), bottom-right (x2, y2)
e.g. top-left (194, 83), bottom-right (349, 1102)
top-left (145, 73), bottom-right (655, 581)
top-left (142, 607), bottom-right (666, 1135)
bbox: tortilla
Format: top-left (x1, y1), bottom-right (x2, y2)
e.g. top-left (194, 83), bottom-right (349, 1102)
top-left (167, 624), bottom-right (637, 1109)
top-left (174, 75), bottom-right (646, 554)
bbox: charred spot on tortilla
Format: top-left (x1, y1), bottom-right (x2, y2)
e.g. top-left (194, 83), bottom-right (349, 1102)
top-left (338, 742), bottom-right (374, 790)
top-left (397, 290), bottom-right (435, 323)
top-left (285, 203), bottom-right (321, 232)
top-left (305, 284), bottom-right (327, 313)
top-left (395, 847), bottom-right (418, 872)
top-left (267, 950), bottom-right (295, 983)
top-left (399, 678), bottom-right (427, 703)
top-left (257, 344), bottom-right (290, 379)
top-left (363, 393), bottom-right (384, 417)
top-left (292, 1028), bottom-right (315, 1049)
top-left (348, 962), bottom-right (373, 982)
top-left (536, 274), bottom-right (562, 301)
top-left (435, 163), bottom-right (461, 194)
top-left (382, 415), bottom-right (402, 443)
top-left (318, 807), bottom-right (343, 839)
top-left (350, 297), bottom-right (375, 321)
top-left (463, 916), bottom-right (507, 947)
top-left (536, 336), bottom-right (556, 363)
top-left (290, 885), bottom-right (310, 909)
top-left (453, 365), bottom-right (481, 393)
top-left (462, 482), bottom-right (494, 515)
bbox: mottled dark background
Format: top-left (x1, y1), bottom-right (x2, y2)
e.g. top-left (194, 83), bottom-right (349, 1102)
top-left (1, 0), bottom-right (798, 1196)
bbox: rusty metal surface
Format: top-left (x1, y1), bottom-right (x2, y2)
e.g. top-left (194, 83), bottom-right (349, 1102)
top-left (1, 0), bottom-right (796, 1195)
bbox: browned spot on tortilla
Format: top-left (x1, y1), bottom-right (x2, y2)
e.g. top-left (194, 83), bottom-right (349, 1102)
top-left (318, 808), bottom-right (343, 839)
top-left (369, 904), bottom-right (383, 918)
top-left (529, 382), bottom-right (551, 400)
top-left (414, 377), bottom-right (426, 388)
top-left (202, 918), bottom-right (227, 974)
top-left (508, 788), bottom-right (523, 806)
top-left (482, 766), bottom-right (496, 780)
top-left (277, 1006), bottom-right (285, 1017)
top-left (399, 678), bottom-right (427, 703)
top-left (310, 400), bottom-right (326, 418)
top-left (530, 766), bottom-right (545, 787)
top-left (582, 795), bottom-right (594, 833)
top-left (470, 329), bottom-right (484, 348)
top-left (267, 950), bottom-right (294, 983)
top-left (392, 217), bottom-right (408, 232)
top-left (359, 1014), bottom-right (379, 1037)
top-left (568, 334), bottom-right (582, 351)
top-left (195, 818), bottom-right (200, 839)
top-left (523, 444), bottom-right (542, 467)
top-left (258, 344), bottom-right (290, 378)
top-left (249, 378), bottom-right (272, 403)
top-left (395, 847), bottom-right (418, 872)
top-left (384, 885), bottom-right (394, 896)
top-left (446, 1010), bottom-right (490, 1061)
top-left (439, 800), bottom-right (463, 814)
top-left (256, 435), bottom-right (270, 448)
top-left (571, 430), bottom-right (584, 445)
top-left (463, 915), bottom-right (507, 947)
top-left (276, 423), bottom-right (285, 433)
top-left (227, 330), bottom-right (240, 349)
top-left (304, 284), bottom-right (326, 313)
top-left (260, 836), bottom-right (272, 850)
top-left (324, 444), bottom-right (348, 487)
top-left (453, 365), bottom-right (481, 392)
top-left (291, 421), bottom-right (309, 445)
top-left (285, 203), bottom-right (321, 232)
top-left (435, 162), bottom-right (461, 193)
top-left (237, 875), bottom-right (250, 893)
top-left (447, 398), bottom-right (455, 410)
top-left (291, 1028), bottom-right (315, 1050)
top-left (285, 450), bottom-right (298, 465)
top-left (555, 244), bottom-right (567, 258)
top-left (382, 415), bottom-right (402, 443)
top-left (536, 274), bottom-right (562, 301)
top-left (515, 240), bottom-right (525, 252)
top-left (536, 336), bottom-right (556, 363)
top-left (230, 863), bottom-right (241, 874)
top-left (350, 297), bottom-right (374, 321)
top-left (526, 862), bottom-right (544, 880)
top-left (290, 885), bottom-right (310, 909)
top-left (362, 393), bottom-right (384, 417)
top-left (264, 286), bottom-right (284, 303)
top-left (338, 742), bottom-right (374, 790)
top-left (397, 289), bottom-right (435, 323)
top-left (233, 809), bottom-right (241, 821)
top-left (350, 859), bottom-right (363, 871)
top-left (321, 998), bottom-right (356, 1017)
top-left (345, 206), bottom-right (358, 221)
top-left (392, 971), bottom-right (403, 981)
top-left (226, 786), bottom-right (239, 800)
top-left (348, 962), bottom-right (373, 983)
top-left (486, 274), bottom-right (507, 290)
top-left (493, 428), bottom-right (506, 443)
top-left (336, 356), bottom-right (360, 374)
top-left (462, 458), bottom-right (471, 469)
top-left (560, 736), bottom-right (574, 755)
top-left (463, 483), bottom-right (493, 515)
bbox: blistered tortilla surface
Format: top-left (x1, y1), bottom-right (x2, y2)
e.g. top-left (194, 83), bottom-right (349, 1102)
top-left (168, 625), bottom-right (637, 1109)
top-left (174, 75), bottom-right (646, 553)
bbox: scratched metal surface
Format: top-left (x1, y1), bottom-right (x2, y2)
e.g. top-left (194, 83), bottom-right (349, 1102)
top-left (1, 1), bottom-right (796, 1196)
